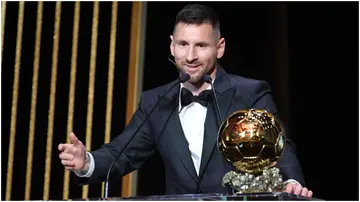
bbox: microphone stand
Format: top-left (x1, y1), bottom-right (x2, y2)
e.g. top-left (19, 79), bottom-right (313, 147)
top-left (204, 75), bottom-right (223, 124)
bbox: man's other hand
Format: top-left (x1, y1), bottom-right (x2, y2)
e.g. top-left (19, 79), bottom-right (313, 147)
top-left (284, 182), bottom-right (313, 198)
top-left (58, 132), bottom-right (87, 172)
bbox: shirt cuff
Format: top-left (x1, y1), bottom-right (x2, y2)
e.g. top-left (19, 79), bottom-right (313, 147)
top-left (284, 179), bottom-right (302, 187)
top-left (74, 152), bottom-right (95, 178)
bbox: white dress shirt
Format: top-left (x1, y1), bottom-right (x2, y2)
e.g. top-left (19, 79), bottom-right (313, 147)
top-left (178, 83), bottom-right (212, 176)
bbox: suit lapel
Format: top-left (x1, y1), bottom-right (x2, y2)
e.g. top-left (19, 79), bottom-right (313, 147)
top-left (199, 66), bottom-right (235, 178)
top-left (198, 100), bottom-right (217, 177)
top-left (159, 82), bottom-right (199, 183)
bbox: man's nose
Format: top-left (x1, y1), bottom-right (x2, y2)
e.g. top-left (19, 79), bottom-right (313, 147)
top-left (186, 47), bottom-right (198, 62)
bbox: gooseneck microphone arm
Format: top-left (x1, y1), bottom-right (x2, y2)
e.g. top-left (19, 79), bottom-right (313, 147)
top-left (103, 73), bottom-right (190, 199)
top-left (203, 75), bottom-right (223, 125)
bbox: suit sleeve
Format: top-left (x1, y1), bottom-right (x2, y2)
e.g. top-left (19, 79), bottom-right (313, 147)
top-left (74, 94), bottom-right (156, 185)
top-left (249, 80), bottom-right (306, 186)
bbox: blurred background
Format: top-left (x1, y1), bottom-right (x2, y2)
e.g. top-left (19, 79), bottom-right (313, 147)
top-left (1, 1), bottom-right (358, 201)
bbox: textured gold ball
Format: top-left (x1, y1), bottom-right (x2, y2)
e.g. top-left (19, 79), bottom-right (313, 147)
top-left (217, 109), bottom-right (286, 174)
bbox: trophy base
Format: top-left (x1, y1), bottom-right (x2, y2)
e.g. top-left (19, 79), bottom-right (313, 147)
top-left (222, 167), bottom-right (284, 194)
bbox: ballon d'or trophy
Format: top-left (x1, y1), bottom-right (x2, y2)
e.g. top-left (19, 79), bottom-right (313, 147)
top-left (218, 109), bottom-right (286, 194)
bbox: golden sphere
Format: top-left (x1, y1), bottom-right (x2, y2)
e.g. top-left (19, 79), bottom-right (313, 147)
top-left (218, 109), bottom-right (286, 174)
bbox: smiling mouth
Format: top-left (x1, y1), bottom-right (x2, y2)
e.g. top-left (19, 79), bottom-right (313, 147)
top-left (186, 64), bottom-right (200, 68)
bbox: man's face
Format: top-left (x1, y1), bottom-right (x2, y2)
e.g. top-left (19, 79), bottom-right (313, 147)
top-left (170, 23), bottom-right (225, 84)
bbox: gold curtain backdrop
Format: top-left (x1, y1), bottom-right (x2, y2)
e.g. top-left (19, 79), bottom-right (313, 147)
top-left (2, 1), bottom-right (146, 200)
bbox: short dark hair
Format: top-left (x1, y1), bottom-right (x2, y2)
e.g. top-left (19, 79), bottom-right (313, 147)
top-left (173, 4), bottom-right (221, 39)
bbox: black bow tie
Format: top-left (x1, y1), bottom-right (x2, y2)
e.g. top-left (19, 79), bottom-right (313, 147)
top-left (180, 87), bottom-right (212, 107)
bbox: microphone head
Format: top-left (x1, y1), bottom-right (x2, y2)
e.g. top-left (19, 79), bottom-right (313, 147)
top-left (179, 73), bottom-right (190, 83)
top-left (203, 74), bottom-right (212, 84)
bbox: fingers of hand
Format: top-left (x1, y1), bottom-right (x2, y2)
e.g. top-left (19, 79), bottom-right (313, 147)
top-left (69, 132), bottom-right (79, 145)
top-left (285, 183), bottom-right (295, 193)
top-left (58, 144), bottom-right (63, 151)
top-left (284, 183), bottom-right (313, 198)
top-left (59, 144), bottom-right (76, 154)
top-left (284, 183), bottom-right (303, 195)
top-left (294, 184), bottom-right (303, 195)
top-left (65, 166), bottom-right (75, 171)
top-left (61, 159), bottom-right (75, 167)
top-left (300, 187), bottom-right (308, 196)
top-left (59, 152), bottom-right (74, 161)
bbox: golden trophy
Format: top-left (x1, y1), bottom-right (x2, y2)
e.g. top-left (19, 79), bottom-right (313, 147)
top-left (218, 109), bottom-right (286, 194)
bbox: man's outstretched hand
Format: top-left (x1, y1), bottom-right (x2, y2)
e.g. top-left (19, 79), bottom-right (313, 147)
top-left (58, 132), bottom-right (87, 172)
top-left (284, 182), bottom-right (313, 198)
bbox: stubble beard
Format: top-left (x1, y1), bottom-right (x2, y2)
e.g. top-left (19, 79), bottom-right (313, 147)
top-left (184, 67), bottom-right (207, 86)
top-left (188, 73), bottom-right (203, 84)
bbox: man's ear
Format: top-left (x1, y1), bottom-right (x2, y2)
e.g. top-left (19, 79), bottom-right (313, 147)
top-left (216, 37), bottom-right (225, 59)
top-left (170, 35), bottom-right (174, 56)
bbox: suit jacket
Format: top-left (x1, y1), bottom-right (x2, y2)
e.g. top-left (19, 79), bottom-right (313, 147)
top-left (75, 66), bottom-right (305, 195)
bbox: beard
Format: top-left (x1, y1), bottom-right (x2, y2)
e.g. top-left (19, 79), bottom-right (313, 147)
top-left (179, 65), bottom-right (208, 85)
top-left (188, 72), bottom-right (205, 84)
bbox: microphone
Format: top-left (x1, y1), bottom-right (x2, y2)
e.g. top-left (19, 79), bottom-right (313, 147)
top-left (103, 73), bottom-right (190, 199)
top-left (203, 75), bottom-right (223, 125)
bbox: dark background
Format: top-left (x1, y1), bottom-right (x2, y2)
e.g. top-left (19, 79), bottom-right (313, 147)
top-left (2, 1), bottom-right (358, 201)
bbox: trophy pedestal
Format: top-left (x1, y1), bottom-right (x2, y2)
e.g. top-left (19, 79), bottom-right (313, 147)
top-left (222, 167), bottom-right (284, 194)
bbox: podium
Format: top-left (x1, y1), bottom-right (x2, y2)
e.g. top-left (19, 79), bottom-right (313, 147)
top-left (81, 192), bottom-right (323, 200)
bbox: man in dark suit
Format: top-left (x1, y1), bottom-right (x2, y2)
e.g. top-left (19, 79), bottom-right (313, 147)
top-left (58, 4), bottom-right (313, 197)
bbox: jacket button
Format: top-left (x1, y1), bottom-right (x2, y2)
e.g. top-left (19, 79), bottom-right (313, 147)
top-left (196, 190), bottom-right (202, 193)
